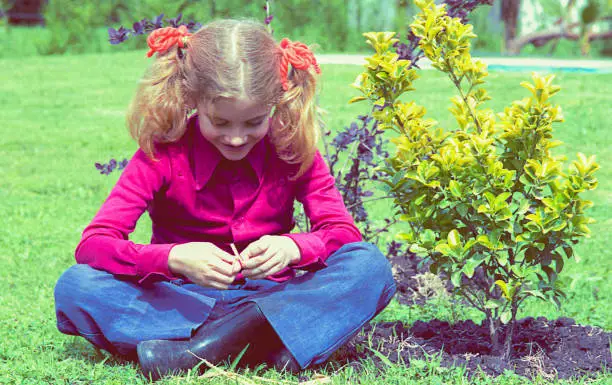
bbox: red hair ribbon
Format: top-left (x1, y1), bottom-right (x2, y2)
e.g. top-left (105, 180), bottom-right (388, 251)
top-left (146, 25), bottom-right (192, 58)
top-left (279, 38), bottom-right (321, 91)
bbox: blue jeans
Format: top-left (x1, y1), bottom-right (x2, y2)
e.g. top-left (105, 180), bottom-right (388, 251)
top-left (54, 242), bottom-right (396, 369)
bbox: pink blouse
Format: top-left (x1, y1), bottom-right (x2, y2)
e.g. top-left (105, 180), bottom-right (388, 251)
top-left (75, 114), bottom-right (362, 283)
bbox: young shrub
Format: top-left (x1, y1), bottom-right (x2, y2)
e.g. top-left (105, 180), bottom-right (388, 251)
top-left (351, 0), bottom-right (599, 359)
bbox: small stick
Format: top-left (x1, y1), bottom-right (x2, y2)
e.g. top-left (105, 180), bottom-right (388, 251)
top-left (230, 243), bottom-right (245, 269)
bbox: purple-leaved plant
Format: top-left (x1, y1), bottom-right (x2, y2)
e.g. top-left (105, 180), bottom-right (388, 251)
top-left (264, 0), bottom-right (274, 35)
top-left (95, 158), bottom-right (128, 175)
top-left (107, 13), bottom-right (203, 45)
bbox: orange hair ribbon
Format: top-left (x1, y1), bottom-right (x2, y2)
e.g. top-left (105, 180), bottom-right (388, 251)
top-left (278, 38), bottom-right (321, 91)
top-left (146, 25), bottom-right (192, 58)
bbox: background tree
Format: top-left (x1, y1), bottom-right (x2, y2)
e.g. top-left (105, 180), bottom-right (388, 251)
top-left (501, 0), bottom-right (521, 53)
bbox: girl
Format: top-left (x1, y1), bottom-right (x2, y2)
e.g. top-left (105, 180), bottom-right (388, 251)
top-left (54, 19), bottom-right (396, 380)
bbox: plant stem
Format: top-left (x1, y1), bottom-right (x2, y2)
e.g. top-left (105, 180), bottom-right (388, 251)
top-left (346, 195), bottom-right (395, 210)
top-left (512, 114), bottom-right (542, 187)
top-left (444, 57), bottom-right (482, 134)
top-left (338, 141), bottom-right (359, 181)
top-left (460, 287), bottom-right (486, 314)
top-left (486, 309), bottom-right (501, 355)
top-left (503, 298), bottom-right (519, 360)
top-left (367, 218), bottom-right (400, 239)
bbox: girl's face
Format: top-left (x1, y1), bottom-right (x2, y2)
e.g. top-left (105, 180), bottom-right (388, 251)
top-left (197, 97), bottom-right (272, 161)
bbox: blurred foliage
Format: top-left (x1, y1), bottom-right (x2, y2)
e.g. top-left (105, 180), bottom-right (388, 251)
top-left (31, 0), bottom-right (366, 55)
top-left (2, 0), bottom-right (610, 57)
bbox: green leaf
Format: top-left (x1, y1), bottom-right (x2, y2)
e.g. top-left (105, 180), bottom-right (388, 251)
top-left (462, 258), bottom-right (482, 278)
top-left (448, 229), bottom-right (462, 249)
top-left (414, 194), bottom-right (427, 206)
top-left (456, 203), bottom-right (469, 217)
top-left (523, 290), bottom-right (547, 300)
top-left (495, 192), bottom-right (512, 208)
top-left (484, 299), bottom-right (503, 309)
top-left (420, 229), bottom-right (436, 246)
top-left (500, 309), bottom-right (512, 324)
top-left (449, 180), bottom-right (462, 197)
top-left (435, 243), bottom-right (452, 256)
top-left (477, 204), bottom-right (489, 214)
top-left (496, 252), bottom-right (508, 266)
top-left (348, 96), bottom-right (367, 104)
top-left (451, 271), bottom-right (463, 287)
top-left (495, 280), bottom-right (511, 300)
top-left (476, 234), bottom-right (492, 248)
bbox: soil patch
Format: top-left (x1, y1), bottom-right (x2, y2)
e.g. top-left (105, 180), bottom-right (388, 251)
top-left (323, 316), bottom-right (611, 380)
top-left (317, 254), bottom-right (611, 380)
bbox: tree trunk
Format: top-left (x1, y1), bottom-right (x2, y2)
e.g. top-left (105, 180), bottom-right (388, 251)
top-left (503, 300), bottom-right (519, 360)
top-left (487, 310), bottom-right (502, 355)
top-left (501, 0), bottom-right (521, 54)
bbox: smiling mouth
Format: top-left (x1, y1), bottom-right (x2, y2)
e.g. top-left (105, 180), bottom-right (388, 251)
top-left (224, 144), bottom-right (248, 151)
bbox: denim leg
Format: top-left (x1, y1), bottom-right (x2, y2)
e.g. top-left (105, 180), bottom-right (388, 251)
top-left (54, 264), bottom-right (218, 356)
top-left (247, 242), bottom-right (397, 369)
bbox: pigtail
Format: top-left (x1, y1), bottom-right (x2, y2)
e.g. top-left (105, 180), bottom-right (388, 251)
top-left (126, 45), bottom-right (190, 161)
top-left (272, 44), bottom-right (322, 180)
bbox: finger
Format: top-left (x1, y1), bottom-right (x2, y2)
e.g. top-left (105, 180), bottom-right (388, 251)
top-left (231, 259), bottom-right (241, 274)
top-left (192, 272), bottom-right (231, 289)
top-left (202, 269), bottom-right (235, 286)
top-left (209, 260), bottom-right (235, 276)
top-left (243, 244), bottom-right (276, 270)
top-left (243, 254), bottom-right (267, 270)
top-left (243, 251), bottom-right (279, 277)
top-left (249, 261), bottom-right (283, 280)
top-left (262, 260), bottom-right (288, 277)
top-left (210, 245), bottom-right (237, 264)
top-left (241, 237), bottom-right (270, 260)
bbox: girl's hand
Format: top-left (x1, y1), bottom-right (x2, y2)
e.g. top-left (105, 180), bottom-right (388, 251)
top-left (240, 235), bottom-right (301, 279)
top-left (168, 242), bottom-right (240, 290)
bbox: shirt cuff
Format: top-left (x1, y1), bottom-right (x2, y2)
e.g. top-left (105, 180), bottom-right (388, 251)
top-left (283, 233), bottom-right (328, 271)
top-left (137, 243), bottom-right (180, 284)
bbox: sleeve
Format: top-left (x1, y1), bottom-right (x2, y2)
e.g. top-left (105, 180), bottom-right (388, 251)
top-left (74, 147), bottom-right (179, 283)
top-left (283, 150), bottom-right (363, 271)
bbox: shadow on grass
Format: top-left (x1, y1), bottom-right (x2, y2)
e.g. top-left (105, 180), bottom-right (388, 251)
top-left (60, 337), bottom-right (138, 367)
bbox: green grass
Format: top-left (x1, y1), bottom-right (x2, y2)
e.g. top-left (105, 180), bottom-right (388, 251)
top-left (0, 51), bottom-right (610, 384)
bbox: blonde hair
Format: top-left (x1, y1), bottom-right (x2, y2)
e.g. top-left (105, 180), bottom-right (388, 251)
top-left (126, 19), bottom-right (321, 179)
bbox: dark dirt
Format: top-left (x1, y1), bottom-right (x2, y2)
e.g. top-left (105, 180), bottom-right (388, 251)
top-left (319, 254), bottom-right (612, 380)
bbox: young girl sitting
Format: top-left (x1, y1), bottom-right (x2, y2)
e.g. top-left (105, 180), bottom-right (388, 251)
top-left (54, 19), bottom-right (396, 380)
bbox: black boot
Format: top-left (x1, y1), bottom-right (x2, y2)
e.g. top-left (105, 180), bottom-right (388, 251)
top-left (263, 345), bottom-right (302, 374)
top-left (137, 301), bottom-right (300, 380)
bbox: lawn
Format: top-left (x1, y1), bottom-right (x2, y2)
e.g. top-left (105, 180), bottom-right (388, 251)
top-left (0, 50), bottom-right (610, 384)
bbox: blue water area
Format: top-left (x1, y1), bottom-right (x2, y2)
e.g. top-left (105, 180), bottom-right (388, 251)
top-left (488, 64), bottom-right (602, 73)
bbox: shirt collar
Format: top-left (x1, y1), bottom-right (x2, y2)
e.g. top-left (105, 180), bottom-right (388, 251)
top-left (189, 114), bottom-right (266, 190)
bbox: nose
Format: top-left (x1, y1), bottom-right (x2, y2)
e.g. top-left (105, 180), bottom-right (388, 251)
top-left (225, 135), bottom-right (248, 147)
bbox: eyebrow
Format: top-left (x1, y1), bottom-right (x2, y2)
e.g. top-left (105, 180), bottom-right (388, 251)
top-left (208, 114), bottom-right (269, 123)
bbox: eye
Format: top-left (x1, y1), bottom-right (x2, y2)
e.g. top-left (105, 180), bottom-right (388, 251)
top-left (247, 120), bottom-right (265, 127)
top-left (213, 120), bottom-right (229, 127)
